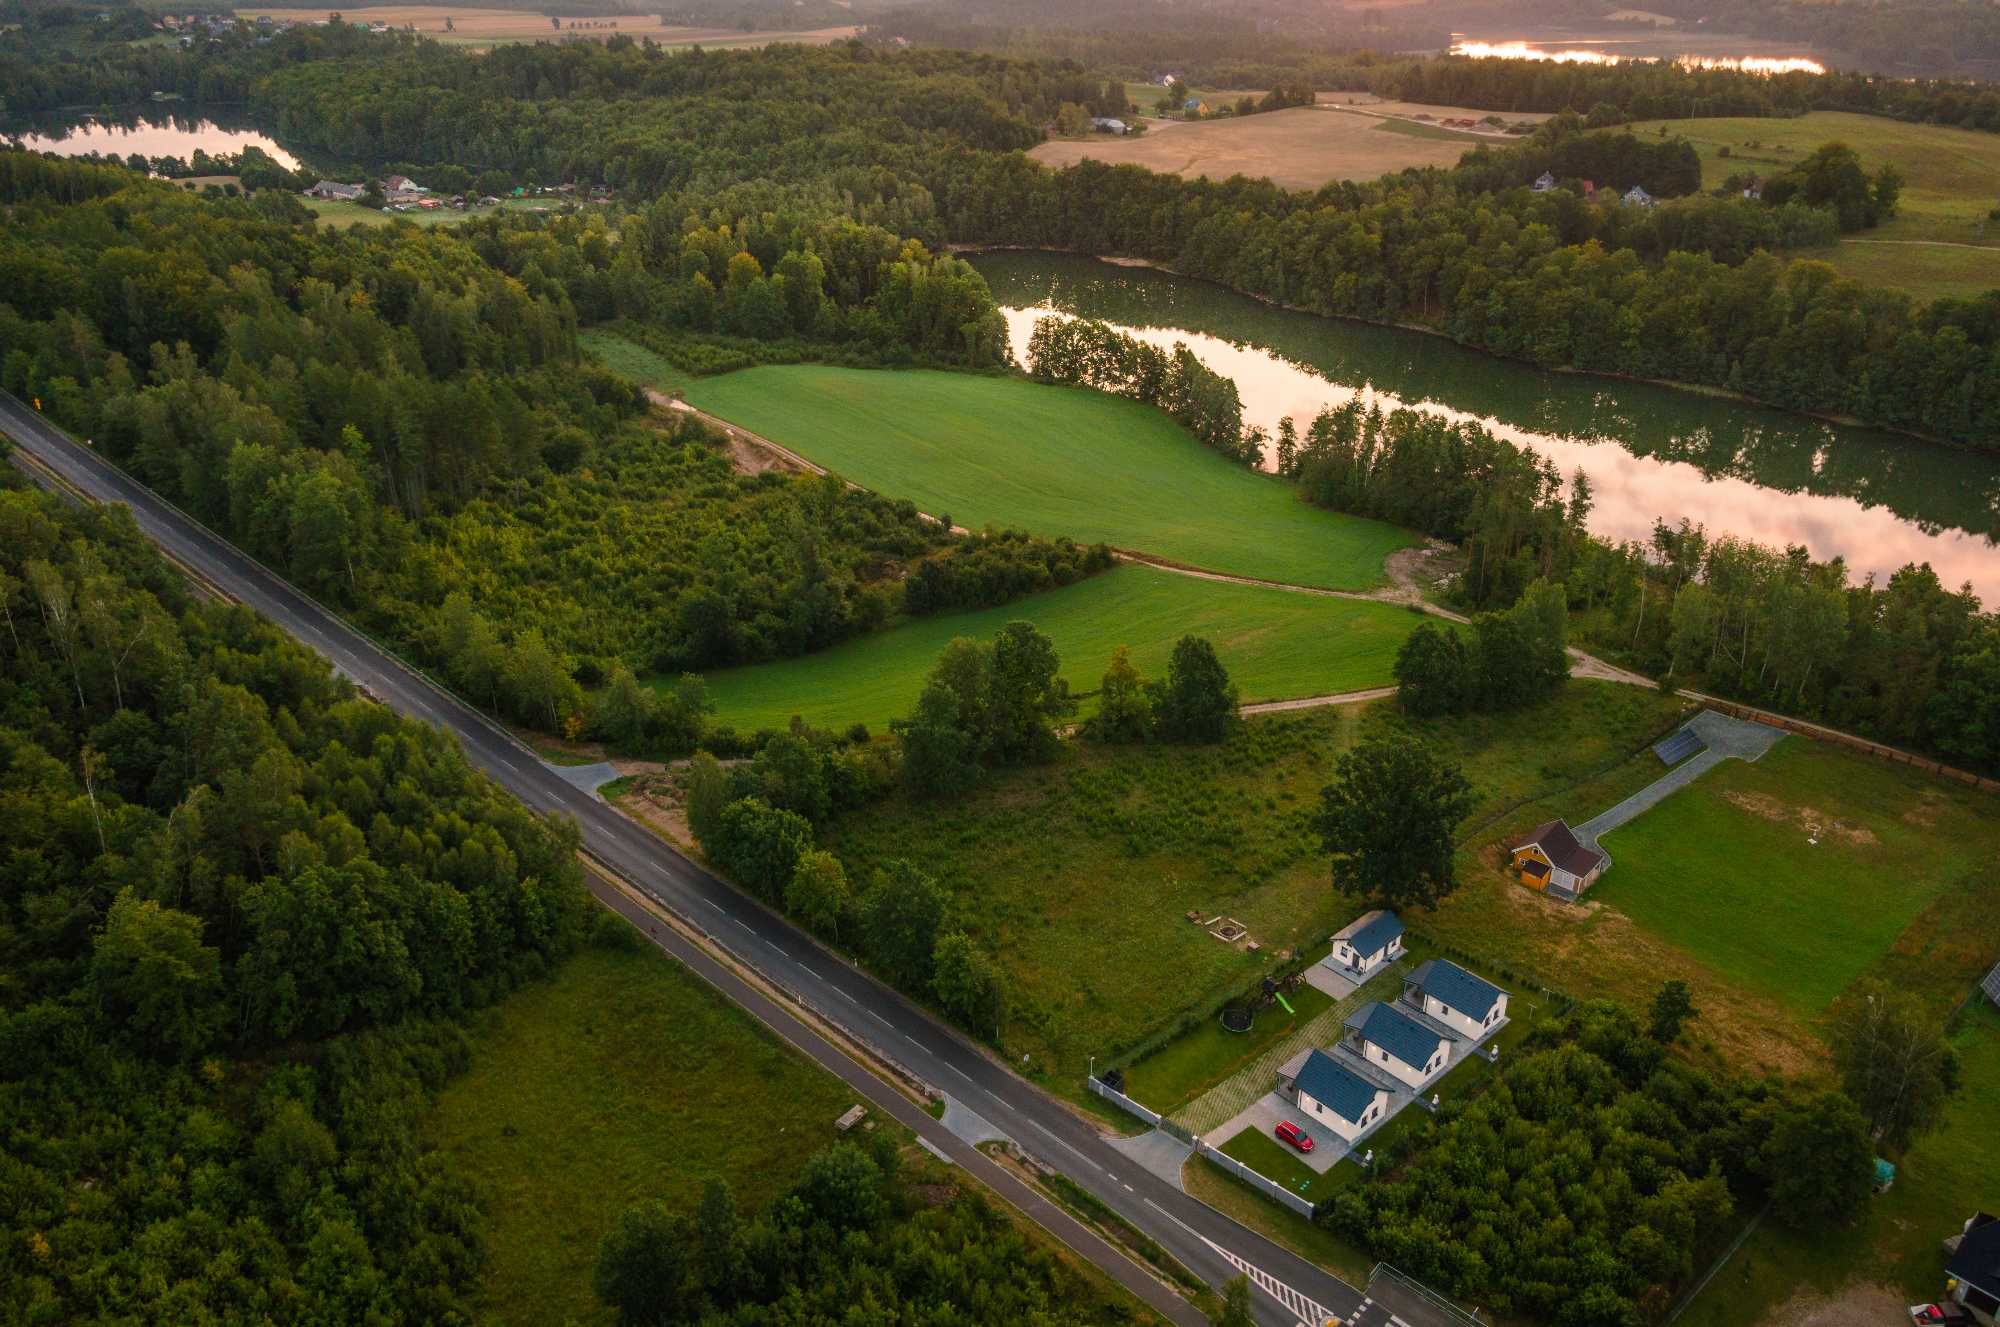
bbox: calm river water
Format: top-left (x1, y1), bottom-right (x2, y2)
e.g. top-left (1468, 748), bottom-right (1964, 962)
top-left (3, 109), bottom-right (302, 171)
top-left (973, 251), bottom-right (2000, 602)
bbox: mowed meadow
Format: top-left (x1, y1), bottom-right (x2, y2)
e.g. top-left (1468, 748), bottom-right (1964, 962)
top-left (693, 562), bottom-right (1424, 734)
top-left (678, 363), bottom-right (1417, 589)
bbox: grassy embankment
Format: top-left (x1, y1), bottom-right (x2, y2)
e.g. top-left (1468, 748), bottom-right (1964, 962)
top-left (677, 364), bottom-right (1417, 590)
top-left (698, 561), bottom-right (1424, 734)
top-left (1628, 110), bottom-right (2000, 301)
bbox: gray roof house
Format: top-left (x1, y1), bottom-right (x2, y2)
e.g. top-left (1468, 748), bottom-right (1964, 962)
top-left (1403, 959), bottom-right (1509, 1039)
top-left (1531, 170), bottom-right (1558, 192)
top-left (305, 180), bottom-right (363, 201)
top-left (1288, 1048), bottom-right (1390, 1141)
top-left (1090, 116), bottom-right (1130, 134)
top-left (1324, 908), bottom-right (1405, 980)
top-left (1623, 184), bottom-right (1657, 207)
top-left (1344, 1000), bottom-right (1449, 1086)
top-left (1949, 1213), bottom-right (2000, 1324)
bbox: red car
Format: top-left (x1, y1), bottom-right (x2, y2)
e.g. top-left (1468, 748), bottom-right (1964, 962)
top-left (1274, 1121), bottom-right (1315, 1153)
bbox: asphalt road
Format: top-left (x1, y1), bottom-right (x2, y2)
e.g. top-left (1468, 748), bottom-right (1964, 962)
top-left (2, 392), bottom-right (1368, 1327)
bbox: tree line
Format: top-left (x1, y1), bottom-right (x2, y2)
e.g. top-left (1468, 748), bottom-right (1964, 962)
top-left (1026, 315), bottom-right (1259, 462)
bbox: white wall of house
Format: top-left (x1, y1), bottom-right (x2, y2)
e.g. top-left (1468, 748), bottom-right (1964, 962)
top-left (1297, 1087), bottom-right (1385, 1142)
top-left (1331, 935), bottom-right (1403, 974)
top-left (1420, 990), bottom-right (1509, 1040)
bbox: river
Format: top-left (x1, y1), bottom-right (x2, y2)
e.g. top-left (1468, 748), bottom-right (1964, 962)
top-left (1448, 39), bottom-right (1825, 74)
top-left (2, 108), bottom-right (302, 171)
top-left (972, 251), bottom-right (2000, 602)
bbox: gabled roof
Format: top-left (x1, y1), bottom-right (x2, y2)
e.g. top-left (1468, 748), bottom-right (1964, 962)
top-left (1294, 1049), bottom-right (1382, 1124)
top-left (1344, 1001), bottom-right (1446, 1070)
top-left (1334, 909), bottom-right (1404, 956)
top-left (1514, 819), bottom-right (1606, 878)
top-left (1951, 1214), bottom-right (2000, 1295)
top-left (1407, 958), bottom-right (1504, 1021)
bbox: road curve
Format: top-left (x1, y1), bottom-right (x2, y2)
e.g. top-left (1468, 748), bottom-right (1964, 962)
top-left (0, 392), bottom-right (1363, 1327)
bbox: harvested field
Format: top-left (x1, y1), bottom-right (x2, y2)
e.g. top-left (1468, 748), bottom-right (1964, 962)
top-left (1029, 105), bottom-right (1492, 190)
top-left (238, 7), bottom-right (858, 48)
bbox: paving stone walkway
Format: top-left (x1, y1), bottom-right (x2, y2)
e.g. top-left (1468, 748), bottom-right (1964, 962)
top-left (1170, 957), bottom-right (1411, 1136)
top-left (1575, 710), bottom-right (1786, 848)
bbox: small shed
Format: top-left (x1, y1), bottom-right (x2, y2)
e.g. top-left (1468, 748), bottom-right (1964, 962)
top-left (1511, 820), bottom-right (1608, 899)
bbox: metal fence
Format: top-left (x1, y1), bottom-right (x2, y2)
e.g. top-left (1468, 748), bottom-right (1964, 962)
top-left (1087, 1077), bottom-right (1317, 1220)
top-left (1367, 1263), bottom-right (1484, 1327)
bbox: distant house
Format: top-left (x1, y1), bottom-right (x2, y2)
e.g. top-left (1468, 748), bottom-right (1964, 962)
top-left (1281, 1049), bottom-right (1390, 1142)
top-left (304, 180), bottom-right (362, 201)
top-left (381, 174), bottom-right (423, 194)
top-left (1343, 1001), bottom-right (1448, 1088)
top-left (1511, 819), bottom-right (1608, 899)
top-left (1090, 116), bottom-right (1130, 135)
top-left (1531, 170), bottom-right (1558, 192)
top-left (1623, 184), bottom-right (1657, 207)
top-left (1579, 178), bottom-right (1598, 201)
top-left (1402, 959), bottom-right (1507, 1040)
top-left (1183, 97), bottom-right (1209, 114)
top-left (1741, 175), bottom-right (1764, 200)
top-left (1948, 1213), bottom-right (2000, 1325)
top-left (1324, 909), bottom-right (1405, 980)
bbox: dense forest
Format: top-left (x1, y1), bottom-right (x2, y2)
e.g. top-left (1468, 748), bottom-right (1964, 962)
top-left (0, 477), bottom-right (593, 1319)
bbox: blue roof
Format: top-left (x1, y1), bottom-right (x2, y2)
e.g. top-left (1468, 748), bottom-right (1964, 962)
top-left (1342, 910), bottom-right (1404, 956)
top-left (1344, 1001), bottom-right (1446, 1070)
top-left (1294, 1049), bottom-right (1380, 1124)
top-left (1406, 959), bottom-right (1504, 1022)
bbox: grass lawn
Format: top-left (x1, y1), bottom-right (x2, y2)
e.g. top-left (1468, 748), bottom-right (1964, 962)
top-left (1590, 739), bottom-right (2000, 1017)
top-left (692, 562), bottom-right (1425, 735)
top-left (1120, 981), bottom-right (1335, 1115)
top-left (426, 939), bottom-right (859, 1326)
top-left (578, 327), bottom-right (696, 396)
top-left (1627, 111), bottom-right (2000, 298)
top-left (1182, 1155), bottom-right (1375, 1282)
top-left (305, 196), bottom-right (571, 229)
top-left (679, 364), bottom-right (1416, 589)
top-left (824, 679), bottom-right (1687, 1086)
top-left (1677, 999), bottom-right (2000, 1327)
top-left (1218, 1124), bottom-right (1341, 1203)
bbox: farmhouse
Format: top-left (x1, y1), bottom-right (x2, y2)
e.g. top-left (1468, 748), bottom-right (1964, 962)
top-left (1531, 170), bottom-right (1558, 192)
top-left (1090, 117), bottom-right (1130, 134)
top-left (1323, 909), bottom-right (1405, 980)
top-left (1947, 1213), bottom-right (2000, 1325)
top-left (1512, 819), bottom-right (1608, 899)
top-left (1623, 184), bottom-right (1657, 207)
top-left (381, 174), bottom-right (424, 194)
top-left (1343, 1001), bottom-right (1448, 1088)
top-left (1283, 1048), bottom-right (1390, 1142)
top-left (304, 180), bottom-right (363, 201)
top-left (1402, 959), bottom-right (1508, 1039)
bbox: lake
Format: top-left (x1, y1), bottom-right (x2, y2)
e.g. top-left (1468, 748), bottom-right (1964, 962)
top-left (2, 109), bottom-right (302, 171)
top-left (1448, 39), bottom-right (1825, 75)
top-left (972, 251), bottom-right (2000, 602)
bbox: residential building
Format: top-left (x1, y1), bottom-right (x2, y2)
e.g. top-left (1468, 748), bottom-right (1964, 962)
top-left (1511, 819), bottom-right (1608, 899)
top-left (1324, 909), bottom-right (1405, 980)
top-left (304, 180), bottom-right (363, 201)
top-left (1948, 1213), bottom-right (2000, 1326)
top-left (1284, 1049), bottom-right (1389, 1142)
top-left (1402, 958), bottom-right (1507, 1040)
top-left (1531, 171), bottom-right (1558, 192)
top-left (1343, 1001), bottom-right (1448, 1088)
top-left (1623, 184), bottom-right (1657, 207)
top-left (1090, 116), bottom-right (1130, 135)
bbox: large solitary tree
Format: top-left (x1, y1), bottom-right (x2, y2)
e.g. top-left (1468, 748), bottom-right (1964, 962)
top-left (1154, 634), bottom-right (1237, 742)
top-left (1827, 979), bottom-right (1959, 1146)
top-left (1313, 735), bottom-right (1475, 910)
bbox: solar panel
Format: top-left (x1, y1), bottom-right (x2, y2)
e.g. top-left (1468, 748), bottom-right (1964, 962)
top-left (1983, 961), bottom-right (2000, 1006)
top-left (1652, 727), bottom-right (1706, 766)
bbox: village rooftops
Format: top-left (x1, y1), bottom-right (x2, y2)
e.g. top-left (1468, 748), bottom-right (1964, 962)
top-left (1293, 1049), bottom-right (1380, 1124)
top-left (1406, 958), bottom-right (1504, 1023)
top-left (1334, 909), bottom-right (1404, 956)
top-left (1515, 819), bottom-right (1606, 878)
top-left (1344, 1000), bottom-right (1447, 1068)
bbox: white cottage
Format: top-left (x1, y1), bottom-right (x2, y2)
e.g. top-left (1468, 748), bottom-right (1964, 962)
top-left (1402, 959), bottom-right (1508, 1040)
top-left (1342, 1001), bottom-right (1448, 1089)
top-left (1324, 909), bottom-right (1405, 980)
top-left (1285, 1048), bottom-right (1389, 1143)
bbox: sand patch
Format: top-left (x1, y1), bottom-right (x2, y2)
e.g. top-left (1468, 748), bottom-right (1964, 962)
top-left (1724, 791), bottom-right (1878, 847)
top-left (1766, 1282), bottom-right (1906, 1327)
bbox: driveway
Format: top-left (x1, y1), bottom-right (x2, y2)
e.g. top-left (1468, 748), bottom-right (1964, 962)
top-left (1576, 710), bottom-right (1786, 847)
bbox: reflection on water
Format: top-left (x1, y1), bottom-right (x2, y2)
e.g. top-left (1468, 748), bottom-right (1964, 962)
top-left (1449, 39), bottom-right (1825, 74)
top-left (3, 109), bottom-right (302, 171)
top-left (975, 252), bottom-right (2000, 601)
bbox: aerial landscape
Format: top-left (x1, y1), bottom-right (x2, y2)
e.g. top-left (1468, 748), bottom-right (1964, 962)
top-left (2, 0), bottom-right (1999, 1324)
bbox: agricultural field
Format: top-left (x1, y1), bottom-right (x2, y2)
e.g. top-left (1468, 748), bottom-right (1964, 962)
top-left (577, 327), bottom-right (696, 395)
top-left (693, 562), bottom-right (1424, 735)
top-left (304, 195), bottom-right (565, 228)
top-left (427, 938), bottom-right (859, 1326)
top-left (1626, 110), bottom-right (2000, 300)
top-left (680, 365), bottom-right (1417, 588)
top-left (822, 680), bottom-right (1687, 1081)
top-left (1027, 104), bottom-right (1489, 190)
top-left (239, 7), bottom-right (858, 51)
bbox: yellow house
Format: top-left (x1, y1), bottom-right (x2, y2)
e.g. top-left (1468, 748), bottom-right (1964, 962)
top-left (1510, 819), bottom-right (1609, 901)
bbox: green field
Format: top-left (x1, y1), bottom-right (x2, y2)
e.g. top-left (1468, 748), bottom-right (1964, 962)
top-left (825, 680), bottom-right (1688, 1081)
top-left (305, 196), bottom-right (571, 229)
top-left (1589, 739), bottom-right (2000, 1017)
top-left (679, 364), bottom-right (1417, 589)
top-left (577, 327), bottom-right (696, 395)
top-left (1629, 110), bottom-right (2000, 300)
top-left (1120, 982), bottom-right (1335, 1114)
top-left (426, 939), bottom-right (858, 1326)
top-left (695, 562), bottom-right (1424, 735)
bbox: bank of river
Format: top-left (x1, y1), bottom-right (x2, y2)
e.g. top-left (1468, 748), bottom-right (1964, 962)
top-left (972, 251), bottom-right (2000, 602)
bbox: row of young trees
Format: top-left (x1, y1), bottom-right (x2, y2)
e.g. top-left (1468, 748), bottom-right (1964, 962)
top-left (1025, 315), bottom-right (1259, 462)
top-left (0, 480), bottom-right (593, 1320)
